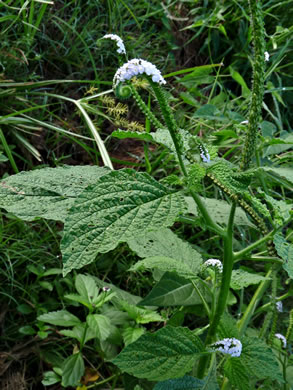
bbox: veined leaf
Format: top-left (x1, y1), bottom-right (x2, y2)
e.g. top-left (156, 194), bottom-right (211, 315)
top-left (86, 314), bottom-right (111, 341)
top-left (128, 228), bottom-right (202, 276)
top-left (230, 269), bottom-right (269, 290)
top-left (224, 337), bottom-right (282, 389)
top-left (62, 353), bottom-right (85, 387)
top-left (139, 272), bottom-right (210, 307)
top-left (37, 310), bottom-right (81, 327)
top-left (122, 327), bottom-right (145, 346)
top-left (0, 165), bottom-right (109, 222)
top-left (60, 323), bottom-right (96, 343)
top-left (185, 196), bottom-right (256, 228)
top-left (93, 276), bottom-right (141, 305)
top-left (262, 167), bottom-right (293, 188)
top-left (75, 274), bottom-right (99, 303)
top-left (119, 300), bottom-right (163, 324)
top-left (62, 169), bottom-right (186, 276)
top-left (112, 326), bottom-right (205, 381)
top-left (154, 370), bottom-right (219, 390)
top-left (111, 129), bottom-right (154, 142)
top-left (273, 232), bottom-right (293, 279)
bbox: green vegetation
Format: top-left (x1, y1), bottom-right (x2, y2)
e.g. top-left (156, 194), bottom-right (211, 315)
top-left (0, 1), bottom-right (292, 389)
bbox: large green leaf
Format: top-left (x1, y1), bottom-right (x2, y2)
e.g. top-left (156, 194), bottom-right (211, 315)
top-left (62, 169), bottom-right (186, 276)
top-left (230, 269), bottom-right (269, 290)
top-left (224, 337), bottom-right (282, 389)
top-left (37, 310), bottom-right (81, 327)
top-left (112, 326), bottom-right (205, 381)
top-left (127, 228), bottom-right (202, 276)
top-left (0, 165), bottom-right (109, 222)
top-left (154, 370), bottom-right (219, 390)
top-left (62, 353), bottom-right (84, 387)
top-left (263, 167), bottom-right (293, 188)
top-left (184, 197), bottom-right (256, 228)
top-left (139, 272), bottom-right (210, 307)
top-left (86, 314), bottom-right (111, 341)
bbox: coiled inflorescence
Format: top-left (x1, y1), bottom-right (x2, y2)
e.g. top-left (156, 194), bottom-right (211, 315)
top-left (211, 338), bottom-right (242, 357)
top-left (203, 259), bottom-right (223, 273)
top-left (102, 34), bottom-right (126, 54)
top-left (113, 59), bottom-right (166, 88)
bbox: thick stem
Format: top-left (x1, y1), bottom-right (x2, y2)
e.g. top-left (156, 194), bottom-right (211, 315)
top-left (197, 202), bottom-right (236, 378)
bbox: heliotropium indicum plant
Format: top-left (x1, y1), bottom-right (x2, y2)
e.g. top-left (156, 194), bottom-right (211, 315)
top-left (0, 1), bottom-right (292, 388)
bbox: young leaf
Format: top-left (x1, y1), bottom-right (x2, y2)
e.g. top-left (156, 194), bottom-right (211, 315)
top-left (0, 165), bottom-right (109, 222)
top-left (128, 228), bottom-right (202, 275)
top-left (60, 323), bottom-right (96, 343)
top-left (86, 314), bottom-right (111, 341)
top-left (112, 326), bottom-right (205, 381)
top-left (230, 269), bottom-right (269, 290)
top-left (120, 300), bottom-right (163, 324)
top-left (62, 169), bottom-right (186, 276)
top-left (139, 272), bottom-right (210, 307)
top-left (62, 353), bottom-right (85, 387)
top-left (42, 371), bottom-right (61, 386)
top-left (38, 310), bottom-right (81, 327)
top-left (75, 274), bottom-right (99, 303)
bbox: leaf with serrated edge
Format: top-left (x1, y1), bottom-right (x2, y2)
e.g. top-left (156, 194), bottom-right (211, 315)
top-left (153, 369), bottom-right (219, 390)
top-left (62, 169), bottom-right (186, 276)
top-left (62, 353), bottom-right (85, 387)
top-left (37, 310), bottom-right (81, 327)
top-left (112, 326), bottom-right (205, 381)
top-left (139, 272), bottom-right (211, 307)
top-left (75, 274), bottom-right (99, 303)
top-left (86, 314), bottom-right (111, 341)
top-left (0, 165), bottom-right (109, 222)
top-left (127, 228), bottom-right (202, 276)
top-left (230, 269), bottom-right (269, 290)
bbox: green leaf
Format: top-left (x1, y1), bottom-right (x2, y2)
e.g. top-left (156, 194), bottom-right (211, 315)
top-left (111, 129), bottom-right (154, 142)
top-left (122, 327), bottom-right (145, 346)
top-left (87, 314), bottom-right (111, 341)
top-left (193, 105), bottom-right (226, 121)
top-left (60, 323), bottom-right (96, 343)
top-left (42, 371), bottom-right (61, 386)
top-left (260, 121), bottom-right (277, 138)
top-left (19, 325), bottom-right (35, 335)
top-left (273, 232), bottom-right (293, 278)
top-left (230, 269), bottom-right (269, 290)
top-left (154, 370), bottom-right (219, 390)
top-left (184, 197), bottom-right (255, 228)
top-left (120, 300), bottom-right (163, 324)
top-left (130, 256), bottom-right (199, 279)
top-left (262, 167), bottom-right (293, 189)
top-left (62, 169), bottom-right (186, 276)
top-left (112, 326), bottom-right (205, 381)
top-left (93, 276), bottom-right (141, 305)
top-left (128, 228), bottom-right (202, 276)
top-left (139, 272), bottom-right (210, 307)
top-left (224, 337), bottom-right (283, 389)
top-left (37, 310), bottom-right (81, 327)
top-left (62, 353), bottom-right (85, 387)
top-left (229, 66), bottom-right (250, 97)
top-left (0, 165), bottom-right (109, 222)
top-left (75, 274), bottom-right (99, 303)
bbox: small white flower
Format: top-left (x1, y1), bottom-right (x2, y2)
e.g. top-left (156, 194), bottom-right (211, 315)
top-left (275, 333), bottom-right (286, 348)
top-left (211, 338), bottom-right (242, 357)
top-left (199, 145), bottom-right (210, 163)
top-left (240, 120), bottom-right (249, 124)
top-left (102, 286), bottom-right (111, 292)
top-left (264, 51), bottom-right (270, 61)
top-left (113, 58), bottom-right (166, 87)
top-left (203, 259), bottom-right (223, 273)
top-left (276, 301), bottom-right (283, 313)
top-left (103, 34), bottom-right (126, 54)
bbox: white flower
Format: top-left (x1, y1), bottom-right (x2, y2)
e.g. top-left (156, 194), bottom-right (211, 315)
top-left (113, 58), bottom-right (166, 87)
top-left (275, 333), bottom-right (286, 348)
top-left (102, 286), bottom-right (111, 292)
top-left (211, 338), bottom-right (242, 357)
top-left (203, 259), bottom-right (223, 273)
top-left (276, 301), bottom-right (283, 313)
top-left (199, 145), bottom-right (210, 163)
top-left (264, 51), bottom-right (270, 61)
top-left (103, 34), bottom-right (126, 54)
top-left (240, 120), bottom-right (249, 124)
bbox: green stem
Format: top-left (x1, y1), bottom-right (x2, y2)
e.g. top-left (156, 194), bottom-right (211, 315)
top-left (197, 202), bottom-right (236, 378)
top-left (237, 268), bottom-right (273, 336)
top-left (235, 255), bottom-right (282, 264)
top-left (233, 229), bottom-right (275, 260)
top-left (191, 279), bottom-right (211, 318)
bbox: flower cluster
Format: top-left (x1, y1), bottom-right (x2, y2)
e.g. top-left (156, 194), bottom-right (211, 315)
top-left (203, 258), bottom-right (223, 273)
top-left (211, 338), bottom-right (242, 357)
top-left (275, 333), bottom-right (286, 348)
top-left (113, 58), bottom-right (166, 87)
top-left (103, 34), bottom-right (126, 54)
top-left (264, 51), bottom-right (270, 62)
top-left (199, 145), bottom-right (211, 163)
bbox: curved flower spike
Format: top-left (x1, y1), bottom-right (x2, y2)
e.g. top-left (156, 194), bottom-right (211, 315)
top-left (275, 333), bottom-right (286, 348)
top-left (203, 258), bottom-right (223, 273)
top-left (103, 34), bottom-right (126, 54)
top-left (113, 58), bottom-right (166, 87)
top-left (211, 338), bottom-right (242, 357)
